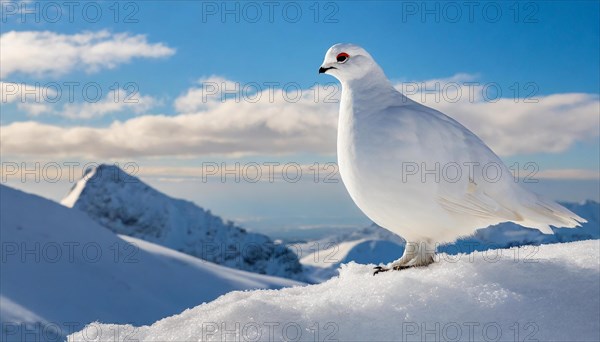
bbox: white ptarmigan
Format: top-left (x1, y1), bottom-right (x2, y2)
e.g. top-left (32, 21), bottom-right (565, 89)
top-left (318, 43), bottom-right (586, 274)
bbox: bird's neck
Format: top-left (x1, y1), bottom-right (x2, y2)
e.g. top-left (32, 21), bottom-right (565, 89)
top-left (341, 69), bottom-right (409, 116)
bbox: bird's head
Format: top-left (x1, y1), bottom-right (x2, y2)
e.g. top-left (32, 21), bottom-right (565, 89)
top-left (318, 43), bottom-right (380, 82)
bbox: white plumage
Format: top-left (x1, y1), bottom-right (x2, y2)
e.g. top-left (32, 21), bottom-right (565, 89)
top-left (319, 43), bottom-right (586, 272)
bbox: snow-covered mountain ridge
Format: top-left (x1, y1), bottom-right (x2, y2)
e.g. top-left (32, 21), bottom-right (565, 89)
top-left (0, 185), bottom-right (301, 341)
top-left (61, 164), bottom-right (305, 281)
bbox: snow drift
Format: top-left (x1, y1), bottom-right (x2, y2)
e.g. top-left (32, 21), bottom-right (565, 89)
top-left (0, 185), bottom-right (301, 341)
top-left (61, 164), bottom-right (305, 281)
top-left (69, 240), bottom-right (600, 341)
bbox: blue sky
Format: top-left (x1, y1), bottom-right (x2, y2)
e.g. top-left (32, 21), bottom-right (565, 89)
top-left (5, 1), bottom-right (600, 92)
top-left (1, 1), bottom-right (599, 231)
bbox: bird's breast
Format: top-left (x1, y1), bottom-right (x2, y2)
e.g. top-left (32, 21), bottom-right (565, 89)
top-left (337, 107), bottom-right (403, 204)
top-left (336, 104), bottom-right (440, 234)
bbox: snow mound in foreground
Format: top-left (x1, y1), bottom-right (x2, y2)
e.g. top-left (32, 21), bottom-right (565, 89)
top-left (69, 240), bottom-right (600, 342)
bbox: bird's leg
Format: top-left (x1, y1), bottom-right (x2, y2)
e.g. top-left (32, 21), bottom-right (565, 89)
top-left (373, 241), bottom-right (435, 275)
top-left (373, 242), bottom-right (418, 275)
top-left (406, 241), bottom-right (435, 267)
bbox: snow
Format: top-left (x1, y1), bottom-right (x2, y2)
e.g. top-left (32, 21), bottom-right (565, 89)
top-left (61, 164), bottom-right (305, 281)
top-left (296, 224), bottom-right (406, 281)
top-left (69, 240), bottom-right (600, 342)
top-left (0, 185), bottom-right (302, 341)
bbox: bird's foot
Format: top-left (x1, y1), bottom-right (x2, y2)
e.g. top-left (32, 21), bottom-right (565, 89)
top-left (373, 266), bottom-right (389, 275)
top-left (373, 265), bottom-right (412, 276)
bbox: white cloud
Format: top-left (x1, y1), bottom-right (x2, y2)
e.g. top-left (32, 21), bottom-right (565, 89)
top-left (1, 81), bottom-right (339, 158)
top-left (1, 81), bottom-right (158, 119)
top-left (1, 81), bottom-right (57, 103)
top-left (60, 89), bottom-right (158, 119)
top-left (0, 30), bottom-right (175, 78)
top-left (1, 81), bottom-right (56, 116)
top-left (16, 102), bottom-right (51, 116)
top-left (1, 75), bottom-right (598, 159)
top-left (174, 76), bottom-right (241, 113)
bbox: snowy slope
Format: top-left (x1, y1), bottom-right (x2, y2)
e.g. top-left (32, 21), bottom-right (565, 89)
top-left (0, 185), bottom-right (302, 341)
top-left (61, 164), bottom-right (304, 281)
top-left (69, 240), bottom-right (600, 342)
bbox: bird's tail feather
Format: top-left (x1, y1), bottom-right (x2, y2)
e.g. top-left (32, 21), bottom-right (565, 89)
top-left (519, 194), bottom-right (586, 234)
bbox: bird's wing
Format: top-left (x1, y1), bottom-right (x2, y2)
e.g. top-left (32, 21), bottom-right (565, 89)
top-left (437, 181), bottom-right (523, 222)
top-left (387, 103), bottom-right (525, 223)
top-left (388, 102), bottom-right (585, 231)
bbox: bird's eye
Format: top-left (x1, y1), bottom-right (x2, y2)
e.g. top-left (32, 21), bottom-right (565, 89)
top-left (336, 52), bottom-right (349, 63)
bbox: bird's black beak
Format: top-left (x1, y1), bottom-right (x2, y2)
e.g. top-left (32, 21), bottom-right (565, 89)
top-left (319, 66), bottom-right (335, 74)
